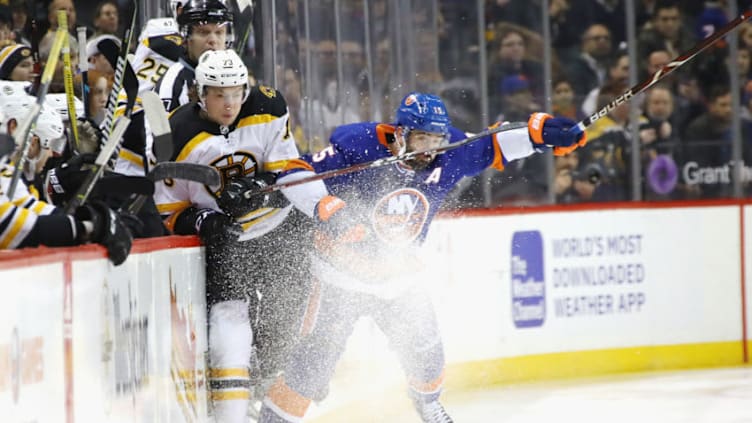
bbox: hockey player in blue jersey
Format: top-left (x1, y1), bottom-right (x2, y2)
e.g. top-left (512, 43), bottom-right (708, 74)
top-left (256, 92), bottom-right (587, 423)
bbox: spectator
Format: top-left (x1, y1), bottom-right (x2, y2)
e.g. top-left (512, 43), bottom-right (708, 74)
top-left (9, 0), bottom-right (30, 46)
top-left (640, 84), bottom-right (678, 157)
top-left (86, 34), bottom-right (120, 75)
top-left (638, 0), bottom-right (695, 59)
top-left (0, 5), bottom-right (14, 49)
top-left (496, 74), bottom-right (539, 122)
top-left (643, 49), bottom-right (671, 80)
top-left (739, 22), bottom-right (752, 50)
top-left (92, 0), bottom-right (119, 37)
top-left (0, 44), bottom-right (34, 83)
top-left (565, 24), bottom-right (613, 100)
top-left (552, 78), bottom-right (580, 121)
top-left (582, 52), bottom-right (630, 116)
top-left (549, 0), bottom-right (596, 64)
top-left (39, 0), bottom-right (78, 56)
top-left (682, 85), bottom-right (733, 198)
top-left (488, 25), bottom-right (544, 113)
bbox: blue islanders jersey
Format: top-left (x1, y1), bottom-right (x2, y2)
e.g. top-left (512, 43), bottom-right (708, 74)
top-left (304, 122), bottom-right (508, 247)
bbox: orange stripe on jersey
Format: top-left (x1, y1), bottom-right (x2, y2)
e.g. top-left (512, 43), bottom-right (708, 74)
top-left (376, 123), bottom-right (396, 147)
top-left (266, 377), bottom-right (311, 418)
top-left (409, 370), bottom-right (445, 394)
top-left (490, 133), bottom-right (505, 171)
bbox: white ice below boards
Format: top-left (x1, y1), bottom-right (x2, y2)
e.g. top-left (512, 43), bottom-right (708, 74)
top-left (308, 366), bottom-right (752, 422)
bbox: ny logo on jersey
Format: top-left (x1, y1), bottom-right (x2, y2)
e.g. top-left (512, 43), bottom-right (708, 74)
top-left (372, 188), bottom-right (430, 246)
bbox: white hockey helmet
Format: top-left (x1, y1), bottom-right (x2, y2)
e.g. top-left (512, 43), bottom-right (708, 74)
top-left (140, 17), bottom-right (180, 43)
top-left (1, 95), bottom-right (66, 154)
top-left (34, 105), bottom-right (66, 153)
top-left (194, 49), bottom-right (249, 105)
top-left (44, 93), bottom-right (84, 123)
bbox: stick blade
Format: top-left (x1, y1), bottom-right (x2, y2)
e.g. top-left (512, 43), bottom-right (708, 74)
top-left (148, 162), bottom-right (220, 186)
top-left (141, 90), bottom-right (173, 162)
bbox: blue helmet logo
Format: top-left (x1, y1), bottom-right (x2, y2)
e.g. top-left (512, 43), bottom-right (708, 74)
top-left (396, 92), bottom-right (451, 136)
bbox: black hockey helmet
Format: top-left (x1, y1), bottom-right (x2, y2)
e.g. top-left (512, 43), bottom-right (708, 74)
top-left (177, 0), bottom-right (235, 48)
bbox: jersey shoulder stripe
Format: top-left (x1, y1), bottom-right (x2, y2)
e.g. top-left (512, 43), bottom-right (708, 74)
top-left (169, 104), bottom-right (218, 161)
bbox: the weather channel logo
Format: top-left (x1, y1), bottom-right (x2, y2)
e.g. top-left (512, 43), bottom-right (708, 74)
top-left (511, 230), bottom-right (545, 328)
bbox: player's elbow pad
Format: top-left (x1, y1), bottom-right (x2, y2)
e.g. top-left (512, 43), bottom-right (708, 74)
top-left (494, 125), bottom-right (538, 162)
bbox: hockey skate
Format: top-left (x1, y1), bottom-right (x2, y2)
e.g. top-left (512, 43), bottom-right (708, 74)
top-left (413, 398), bottom-right (454, 423)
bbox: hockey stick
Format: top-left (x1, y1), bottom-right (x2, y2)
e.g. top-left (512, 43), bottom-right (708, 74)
top-left (99, 0), bottom-right (138, 141)
top-left (141, 90), bottom-right (173, 163)
top-left (241, 123), bottom-right (521, 199)
top-left (64, 116), bottom-right (131, 213)
top-left (77, 26), bottom-right (89, 118)
top-left (6, 28), bottom-right (66, 199)
top-left (123, 91), bottom-right (175, 213)
top-left (126, 163), bottom-right (221, 214)
top-left (231, 0), bottom-right (254, 55)
top-left (147, 162), bottom-right (220, 185)
top-left (58, 11), bottom-right (80, 150)
top-left (577, 8), bottom-right (752, 132)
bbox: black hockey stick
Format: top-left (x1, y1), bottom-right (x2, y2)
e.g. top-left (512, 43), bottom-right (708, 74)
top-left (577, 8), bottom-right (752, 131)
top-left (7, 29), bottom-right (66, 199)
top-left (147, 162), bottom-right (220, 185)
top-left (65, 116), bottom-right (131, 213)
top-left (230, 0), bottom-right (254, 55)
top-left (126, 163), bottom-right (221, 214)
top-left (99, 0), bottom-right (137, 142)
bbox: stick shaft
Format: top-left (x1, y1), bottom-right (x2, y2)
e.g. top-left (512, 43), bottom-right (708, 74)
top-left (6, 28), bottom-right (66, 199)
top-left (577, 8), bottom-right (752, 132)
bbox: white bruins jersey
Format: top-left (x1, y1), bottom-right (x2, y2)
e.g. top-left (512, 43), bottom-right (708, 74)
top-left (155, 86), bottom-right (329, 241)
top-left (113, 19), bottom-right (182, 177)
top-left (0, 162), bottom-right (55, 249)
top-left (131, 18), bottom-right (183, 93)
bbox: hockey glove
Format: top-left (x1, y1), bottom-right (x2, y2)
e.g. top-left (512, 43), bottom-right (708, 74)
top-left (181, 207), bottom-right (243, 245)
top-left (76, 117), bottom-right (103, 154)
top-left (44, 153), bottom-right (154, 207)
top-left (45, 152), bottom-right (97, 205)
top-left (314, 195), bottom-right (367, 244)
top-left (528, 113), bottom-right (588, 156)
top-left (74, 200), bottom-right (133, 266)
top-left (216, 172), bottom-right (281, 218)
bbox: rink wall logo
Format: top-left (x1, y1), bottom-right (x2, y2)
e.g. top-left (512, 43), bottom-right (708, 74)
top-left (511, 231), bottom-right (546, 328)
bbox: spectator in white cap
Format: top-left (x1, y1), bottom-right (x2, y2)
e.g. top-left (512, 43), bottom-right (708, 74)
top-left (86, 34), bottom-right (120, 75)
top-left (0, 43), bottom-right (33, 82)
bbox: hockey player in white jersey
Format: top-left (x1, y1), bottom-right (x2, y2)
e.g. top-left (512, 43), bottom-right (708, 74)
top-left (154, 49), bottom-right (354, 423)
top-left (155, 0), bottom-right (234, 112)
top-left (131, 17), bottom-right (184, 94)
top-left (0, 84), bottom-right (131, 263)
